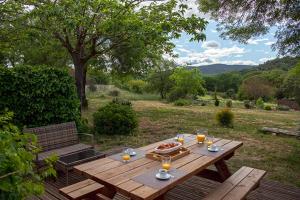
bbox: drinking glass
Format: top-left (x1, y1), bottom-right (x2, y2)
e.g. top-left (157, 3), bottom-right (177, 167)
top-left (196, 129), bottom-right (207, 144)
top-left (122, 148), bottom-right (131, 163)
top-left (161, 156), bottom-right (171, 171)
top-left (206, 135), bottom-right (214, 148)
top-left (177, 134), bottom-right (184, 144)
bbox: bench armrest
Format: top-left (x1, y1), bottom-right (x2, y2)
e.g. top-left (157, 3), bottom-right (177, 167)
top-left (77, 133), bottom-right (95, 148)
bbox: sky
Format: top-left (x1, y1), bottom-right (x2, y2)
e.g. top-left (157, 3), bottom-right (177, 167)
top-left (161, 0), bottom-right (278, 66)
top-left (170, 21), bottom-right (278, 66)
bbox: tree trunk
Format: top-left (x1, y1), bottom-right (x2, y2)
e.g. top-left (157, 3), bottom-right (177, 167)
top-left (72, 55), bottom-right (88, 111)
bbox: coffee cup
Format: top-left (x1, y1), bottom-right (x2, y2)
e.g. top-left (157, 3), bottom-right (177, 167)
top-left (159, 169), bottom-right (168, 178)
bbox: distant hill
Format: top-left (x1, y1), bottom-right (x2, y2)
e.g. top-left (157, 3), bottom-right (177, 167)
top-left (188, 64), bottom-right (255, 75)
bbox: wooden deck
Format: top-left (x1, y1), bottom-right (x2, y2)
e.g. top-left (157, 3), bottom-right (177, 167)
top-left (29, 171), bottom-right (300, 200)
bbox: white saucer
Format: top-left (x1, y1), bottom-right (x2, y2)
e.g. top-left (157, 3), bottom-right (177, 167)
top-left (155, 173), bottom-right (171, 180)
top-left (129, 151), bottom-right (137, 156)
top-left (208, 146), bottom-right (220, 152)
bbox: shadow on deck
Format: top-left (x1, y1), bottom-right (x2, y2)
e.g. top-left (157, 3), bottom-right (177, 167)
top-left (29, 171), bottom-right (300, 200)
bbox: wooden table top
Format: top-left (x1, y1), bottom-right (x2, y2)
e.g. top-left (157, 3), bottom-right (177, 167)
top-left (74, 134), bottom-right (243, 200)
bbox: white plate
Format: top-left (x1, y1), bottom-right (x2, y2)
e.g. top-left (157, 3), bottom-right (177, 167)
top-left (156, 172), bottom-right (171, 180)
top-left (208, 146), bottom-right (220, 152)
top-left (154, 142), bottom-right (182, 154)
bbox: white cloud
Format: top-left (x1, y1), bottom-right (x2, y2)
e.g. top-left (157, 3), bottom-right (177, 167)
top-left (259, 57), bottom-right (275, 63)
top-left (211, 29), bottom-right (217, 33)
top-left (265, 41), bottom-right (275, 46)
top-left (177, 48), bottom-right (192, 53)
top-left (247, 38), bottom-right (269, 45)
top-left (171, 45), bottom-right (246, 66)
top-left (235, 55), bottom-right (243, 58)
top-left (224, 60), bottom-right (257, 65)
top-left (202, 40), bottom-right (220, 49)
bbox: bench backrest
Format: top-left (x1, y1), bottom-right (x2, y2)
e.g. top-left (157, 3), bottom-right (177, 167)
top-left (24, 121), bottom-right (79, 152)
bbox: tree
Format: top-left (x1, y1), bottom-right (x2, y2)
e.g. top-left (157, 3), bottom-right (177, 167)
top-left (238, 75), bottom-right (275, 101)
top-left (282, 62), bottom-right (300, 105)
top-left (2, 0), bottom-right (208, 109)
top-left (199, 0), bottom-right (300, 56)
top-left (170, 67), bottom-right (205, 98)
top-left (147, 60), bottom-right (176, 99)
top-left (0, 111), bottom-right (57, 199)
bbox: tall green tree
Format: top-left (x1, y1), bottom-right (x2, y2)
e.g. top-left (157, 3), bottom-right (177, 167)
top-left (170, 67), bottom-right (205, 97)
top-left (282, 62), bottom-right (300, 105)
top-left (199, 0), bottom-right (300, 56)
top-left (2, 0), bottom-right (207, 109)
top-left (147, 60), bottom-right (176, 99)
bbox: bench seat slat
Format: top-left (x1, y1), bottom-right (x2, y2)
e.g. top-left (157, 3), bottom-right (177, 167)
top-left (222, 168), bottom-right (266, 200)
top-left (59, 179), bottom-right (104, 200)
top-left (203, 166), bottom-right (266, 200)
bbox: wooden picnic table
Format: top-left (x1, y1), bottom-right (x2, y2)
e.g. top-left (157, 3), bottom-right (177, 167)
top-left (74, 134), bottom-right (243, 200)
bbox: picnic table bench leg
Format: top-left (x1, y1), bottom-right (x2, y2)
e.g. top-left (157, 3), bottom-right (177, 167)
top-left (100, 185), bottom-right (117, 199)
top-left (214, 159), bottom-right (231, 182)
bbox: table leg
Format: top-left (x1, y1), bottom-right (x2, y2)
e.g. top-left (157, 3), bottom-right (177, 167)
top-left (100, 186), bottom-right (117, 199)
top-left (214, 159), bottom-right (231, 182)
top-left (66, 169), bottom-right (69, 185)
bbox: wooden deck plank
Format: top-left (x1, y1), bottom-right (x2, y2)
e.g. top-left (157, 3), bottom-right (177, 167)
top-left (31, 171), bottom-right (300, 200)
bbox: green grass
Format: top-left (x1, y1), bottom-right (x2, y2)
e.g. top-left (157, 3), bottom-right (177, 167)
top-left (83, 88), bottom-right (300, 187)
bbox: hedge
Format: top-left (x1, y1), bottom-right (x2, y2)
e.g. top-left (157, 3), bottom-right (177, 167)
top-left (0, 65), bottom-right (80, 127)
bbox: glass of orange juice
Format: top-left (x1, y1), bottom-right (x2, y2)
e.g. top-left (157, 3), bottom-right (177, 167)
top-left (177, 134), bottom-right (184, 144)
top-left (122, 149), bottom-right (131, 163)
top-left (206, 136), bottom-right (214, 148)
top-left (196, 129), bottom-right (207, 144)
top-left (161, 156), bottom-right (171, 171)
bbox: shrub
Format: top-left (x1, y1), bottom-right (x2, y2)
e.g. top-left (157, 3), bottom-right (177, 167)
top-left (128, 80), bottom-right (146, 94)
top-left (0, 111), bottom-right (57, 199)
top-left (216, 108), bottom-right (234, 127)
top-left (88, 83), bottom-right (97, 92)
top-left (88, 68), bottom-right (110, 85)
top-left (93, 101), bottom-right (137, 135)
top-left (256, 97), bottom-right (264, 109)
top-left (109, 89), bottom-right (120, 97)
top-left (77, 117), bottom-right (90, 133)
top-left (112, 98), bottom-right (132, 106)
top-left (0, 65), bottom-right (80, 127)
top-left (226, 89), bottom-right (236, 99)
top-left (244, 100), bottom-right (254, 109)
top-left (174, 99), bottom-right (192, 106)
top-left (226, 100), bottom-right (233, 108)
top-left (167, 88), bottom-right (187, 102)
top-left (214, 98), bottom-right (220, 107)
top-left (276, 105), bottom-right (290, 111)
top-left (264, 105), bottom-right (272, 110)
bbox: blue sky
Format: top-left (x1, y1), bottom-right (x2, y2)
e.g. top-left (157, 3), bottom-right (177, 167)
top-left (170, 21), bottom-right (278, 66)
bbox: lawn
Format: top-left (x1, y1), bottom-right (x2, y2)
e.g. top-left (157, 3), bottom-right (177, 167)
top-left (83, 87), bottom-right (300, 187)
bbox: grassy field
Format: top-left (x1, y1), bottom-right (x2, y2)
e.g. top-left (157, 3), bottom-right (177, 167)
top-left (83, 86), bottom-right (300, 187)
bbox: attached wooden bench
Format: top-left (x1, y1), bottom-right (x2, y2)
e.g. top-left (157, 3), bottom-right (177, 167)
top-left (203, 166), bottom-right (266, 200)
top-left (59, 179), bottom-right (104, 200)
